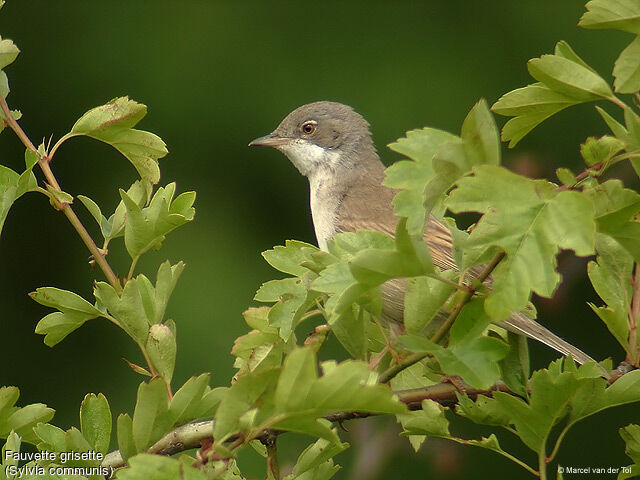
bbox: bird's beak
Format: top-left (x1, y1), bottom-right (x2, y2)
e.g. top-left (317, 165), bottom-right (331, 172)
top-left (248, 133), bottom-right (291, 148)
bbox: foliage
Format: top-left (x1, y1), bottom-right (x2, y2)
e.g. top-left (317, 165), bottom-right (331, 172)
top-left (3, 1), bottom-right (640, 479)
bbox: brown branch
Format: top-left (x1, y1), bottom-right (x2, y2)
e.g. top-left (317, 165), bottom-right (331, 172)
top-left (0, 94), bottom-right (123, 294)
top-left (101, 381), bottom-right (513, 470)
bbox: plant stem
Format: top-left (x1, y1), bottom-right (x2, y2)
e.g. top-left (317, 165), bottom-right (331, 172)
top-left (263, 432), bottom-right (280, 480)
top-left (127, 256), bottom-right (140, 281)
top-left (378, 252), bottom-right (506, 384)
top-left (0, 94), bottom-right (123, 294)
top-left (538, 447), bottom-right (547, 480)
top-left (546, 425), bottom-right (570, 465)
top-left (430, 251), bottom-right (505, 344)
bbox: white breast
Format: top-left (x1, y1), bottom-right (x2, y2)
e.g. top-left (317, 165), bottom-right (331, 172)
top-left (309, 170), bottom-right (341, 250)
top-left (277, 140), bottom-right (344, 250)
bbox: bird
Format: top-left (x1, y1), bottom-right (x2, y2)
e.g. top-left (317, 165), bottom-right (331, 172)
top-left (249, 100), bottom-right (596, 365)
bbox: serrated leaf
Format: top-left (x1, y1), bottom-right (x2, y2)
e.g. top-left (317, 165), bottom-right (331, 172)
top-left (67, 97), bottom-right (167, 184)
top-left (120, 184), bottom-right (195, 259)
top-left (384, 101), bottom-right (499, 232)
top-left (447, 165), bottom-right (595, 320)
top-left (80, 393), bottom-right (111, 454)
top-left (587, 233), bottom-right (633, 351)
top-left (580, 136), bottom-right (626, 166)
top-left (262, 240), bottom-right (319, 276)
top-left (620, 424), bottom-right (640, 465)
top-left (579, 0), bottom-right (640, 34)
top-left (614, 36), bottom-right (640, 93)
top-left (384, 127), bottom-right (460, 232)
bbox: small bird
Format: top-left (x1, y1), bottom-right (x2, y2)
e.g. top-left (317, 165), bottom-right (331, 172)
top-left (250, 101), bottom-right (595, 365)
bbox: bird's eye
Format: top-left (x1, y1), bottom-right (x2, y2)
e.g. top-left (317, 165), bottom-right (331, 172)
top-left (301, 121), bottom-right (316, 135)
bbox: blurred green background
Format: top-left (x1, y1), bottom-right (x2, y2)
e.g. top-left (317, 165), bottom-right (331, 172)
top-left (0, 1), bottom-right (637, 478)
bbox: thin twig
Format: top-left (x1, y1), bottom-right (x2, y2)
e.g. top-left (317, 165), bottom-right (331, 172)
top-left (0, 94), bottom-right (123, 294)
top-left (262, 431), bottom-right (280, 480)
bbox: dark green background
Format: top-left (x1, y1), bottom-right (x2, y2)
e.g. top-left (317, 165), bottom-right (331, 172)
top-left (0, 1), bottom-right (636, 478)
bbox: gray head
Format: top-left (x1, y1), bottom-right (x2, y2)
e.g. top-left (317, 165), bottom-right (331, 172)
top-left (249, 101), bottom-right (376, 178)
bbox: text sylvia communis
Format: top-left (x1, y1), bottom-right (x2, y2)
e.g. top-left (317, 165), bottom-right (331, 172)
top-left (250, 101), bottom-right (595, 365)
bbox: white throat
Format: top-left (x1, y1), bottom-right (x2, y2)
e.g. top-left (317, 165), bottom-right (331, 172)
top-left (278, 140), bottom-right (344, 250)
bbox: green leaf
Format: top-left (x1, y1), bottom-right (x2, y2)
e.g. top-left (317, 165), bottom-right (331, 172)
top-left (400, 299), bottom-right (510, 389)
top-left (404, 274), bottom-right (456, 334)
top-left (115, 454), bottom-right (208, 480)
top-left (291, 436), bottom-right (349, 477)
top-left (556, 167), bottom-right (576, 186)
top-left (384, 100), bottom-right (499, 233)
top-left (120, 184), bottom-right (195, 259)
top-left (330, 305), bottom-right (367, 359)
top-left (596, 106), bottom-right (628, 140)
top-left (0, 36), bottom-right (19, 70)
top-left (614, 36), bottom-right (640, 93)
top-left (0, 150), bottom-right (38, 238)
top-left (2, 431), bottom-right (21, 473)
top-left (146, 324), bottom-right (177, 384)
top-left (620, 424), bottom-right (640, 465)
top-left (262, 240), bottom-right (319, 276)
top-left (1, 403), bottom-right (55, 444)
top-left (499, 332), bottom-right (530, 397)
top-left (131, 379), bottom-right (171, 452)
top-left (68, 97), bottom-right (167, 184)
top-left (80, 393), bottom-right (111, 454)
top-left (30, 287), bottom-right (102, 347)
top-left (588, 234), bottom-right (633, 350)
top-left (493, 43), bottom-right (613, 146)
top-left (117, 413), bottom-right (136, 461)
top-left (528, 54), bottom-right (612, 100)
top-left (579, 0), bottom-right (640, 33)
top-left (169, 374), bottom-right (211, 425)
top-left (214, 368), bottom-right (280, 443)
top-left (255, 277), bottom-right (309, 339)
top-left (580, 136), bottom-right (626, 166)
top-left (385, 127), bottom-right (460, 232)
top-left (398, 398), bottom-right (450, 437)
top-left (271, 350), bottom-right (407, 438)
top-left (586, 181), bottom-right (640, 262)
top-left (447, 165), bottom-right (595, 320)
top-left (94, 280), bottom-right (150, 345)
top-left (30, 287), bottom-right (101, 315)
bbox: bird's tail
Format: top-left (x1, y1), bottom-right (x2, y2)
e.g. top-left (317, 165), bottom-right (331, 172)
top-left (498, 312), bottom-right (598, 367)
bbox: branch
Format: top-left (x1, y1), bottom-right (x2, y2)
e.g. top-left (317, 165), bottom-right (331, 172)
top-left (101, 381), bottom-right (513, 469)
top-left (0, 94), bottom-right (123, 294)
top-left (378, 251), bottom-right (506, 384)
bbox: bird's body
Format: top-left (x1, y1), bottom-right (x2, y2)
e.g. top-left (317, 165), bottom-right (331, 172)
top-left (250, 101), bottom-right (596, 365)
